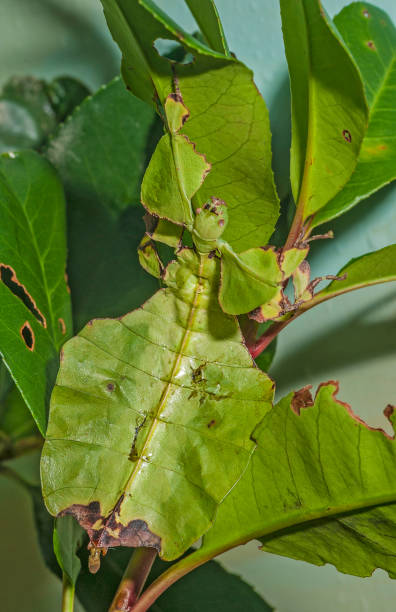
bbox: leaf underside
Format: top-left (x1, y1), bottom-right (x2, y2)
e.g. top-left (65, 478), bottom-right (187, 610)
top-left (41, 250), bottom-right (274, 560)
top-left (191, 382), bottom-right (396, 579)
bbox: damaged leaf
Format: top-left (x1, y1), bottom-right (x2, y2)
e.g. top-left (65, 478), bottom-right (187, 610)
top-left (175, 382), bottom-right (396, 579)
top-left (100, 0), bottom-right (279, 251)
top-left (313, 2), bottom-right (396, 227)
top-left (41, 249), bottom-right (274, 562)
top-left (0, 151), bottom-right (72, 434)
top-left (281, 0), bottom-right (368, 220)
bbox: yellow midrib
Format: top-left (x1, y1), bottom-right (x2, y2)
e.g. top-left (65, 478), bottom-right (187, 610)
top-left (109, 256), bottom-right (205, 523)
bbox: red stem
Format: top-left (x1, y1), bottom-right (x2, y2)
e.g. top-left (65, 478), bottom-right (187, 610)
top-left (108, 547), bottom-right (157, 612)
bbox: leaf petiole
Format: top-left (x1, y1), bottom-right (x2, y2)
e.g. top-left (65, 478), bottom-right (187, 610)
top-left (109, 547), bottom-right (157, 612)
top-left (61, 572), bottom-right (75, 612)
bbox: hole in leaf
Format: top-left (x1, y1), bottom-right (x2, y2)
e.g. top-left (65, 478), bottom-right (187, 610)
top-left (362, 9), bottom-right (370, 18)
top-left (342, 129), bottom-right (352, 143)
top-left (58, 318), bottom-right (66, 335)
top-left (20, 321), bottom-right (35, 351)
top-left (0, 264), bottom-right (46, 327)
top-left (154, 39), bottom-right (194, 64)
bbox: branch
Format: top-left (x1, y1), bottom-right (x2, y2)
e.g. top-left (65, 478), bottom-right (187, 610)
top-left (109, 547), bottom-right (157, 612)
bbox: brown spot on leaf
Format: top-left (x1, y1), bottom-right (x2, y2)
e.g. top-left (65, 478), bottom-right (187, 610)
top-left (20, 321), bottom-right (35, 351)
top-left (291, 385), bottom-right (314, 415)
top-left (107, 382), bottom-right (115, 392)
top-left (64, 272), bottom-right (71, 294)
top-left (367, 40), bottom-right (376, 50)
top-left (1, 264), bottom-right (46, 327)
top-left (342, 130), bottom-right (352, 143)
top-left (59, 499), bottom-right (161, 572)
top-left (362, 9), bottom-right (370, 18)
top-left (58, 318), bottom-right (66, 335)
top-left (207, 419), bottom-right (216, 428)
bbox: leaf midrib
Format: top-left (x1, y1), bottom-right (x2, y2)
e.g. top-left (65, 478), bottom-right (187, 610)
top-left (101, 256), bottom-right (206, 534)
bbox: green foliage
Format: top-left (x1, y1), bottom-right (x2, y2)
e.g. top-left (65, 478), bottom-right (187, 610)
top-left (280, 0), bottom-right (368, 220)
top-left (100, 0), bottom-right (279, 251)
top-left (41, 249), bottom-right (274, 561)
top-left (310, 244), bottom-right (396, 305)
top-left (53, 516), bottom-right (85, 586)
top-left (1, 0), bottom-right (396, 609)
top-left (46, 77), bottom-right (159, 331)
top-left (76, 547), bottom-right (273, 612)
top-left (313, 2), bottom-right (396, 226)
top-left (185, 0), bottom-right (229, 55)
top-left (0, 150), bottom-right (72, 434)
top-left (0, 75), bottom-right (89, 154)
top-left (180, 382), bottom-right (396, 579)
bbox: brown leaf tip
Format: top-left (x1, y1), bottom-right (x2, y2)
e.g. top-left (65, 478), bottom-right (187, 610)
top-left (291, 385), bottom-right (314, 415)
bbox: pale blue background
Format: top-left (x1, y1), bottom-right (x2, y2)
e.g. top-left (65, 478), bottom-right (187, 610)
top-left (0, 1), bottom-right (395, 610)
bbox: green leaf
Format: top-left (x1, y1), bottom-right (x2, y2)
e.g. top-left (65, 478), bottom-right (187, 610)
top-left (178, 382), bottom-right (396, 579)
top-left (306, 244), bottom-right (396, 307)
top-left (141, 94), bottom-right (210, 227)
top-left (53, 515), bottom-right (85, 586)
top-left (313, 2), bottom-right (396, 227)
top-left (0, 76), bottom-right (89, 154)
top-left (138, 235), bottom-right (163, 278)
top-left (219, 244), bottom-right (282, 315)
top-left (0, 151), bottom-right (72, 434)
top-left (77, 547), bottom-right (273, 612)
top-left (100, 0), bottom-right (279, 251)
top-left (184, 0), bottom-right (229, 55)
top-left (41, 250), bottom-right (274, 561)
top-left (280, 0), bottom-right (368, 219)
top-left (46, 77), bottom-right (160, 331)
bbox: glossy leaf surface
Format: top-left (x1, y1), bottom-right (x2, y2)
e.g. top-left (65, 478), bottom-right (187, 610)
top-left (46, 77), bottom-right (159, 331)
top-left (41, 250), bottom-right (274, 561)
top-left (0, 151), bottom-right (72, 434)
top-left (281, 0), bottom-right (368, 219)
top-left (178, 382), bottom-right (396, 579)
top-left (313, 2), bottom-right (396, 226)
top-left (100, 0), bottom-right (279, 251)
